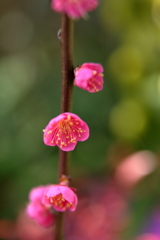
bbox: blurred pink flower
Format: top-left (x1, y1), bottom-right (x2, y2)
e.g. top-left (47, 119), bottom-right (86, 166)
top-left (74, 63), bottom-right (104, 93)
top-left (115, 150), bottom-right (157, 188)
top-left (65, 179), bottom-right (129, 240)
top-left (135, 233), bottom-right (160, 240)
top-left (42, 185), bottom-right (78, 212)
top-left (51, 0), bottom-right (99, 19)
top-left (43, 112), bottom-right (89, 151)
top-left (26, 186), bottom-right (55, 228)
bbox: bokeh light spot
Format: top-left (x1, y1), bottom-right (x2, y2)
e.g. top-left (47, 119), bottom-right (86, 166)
top-left (152, 0), bottom-right (160, 27)
top-left (109, 99), bottom-right (147, 139)
top-left (115, 150), bottom-right (157, 188)
top-left (99, 0), bottom-right (133, 32)
top-left (108, 45), bottom-right (144, 85)
top-left (0, 54), bottom-right (37, 116)
top-left (141, 74), bottom-right (160, 109)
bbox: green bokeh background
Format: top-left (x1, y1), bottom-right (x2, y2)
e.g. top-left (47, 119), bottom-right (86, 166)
top-left (1, 0), bottom-right (160, 238)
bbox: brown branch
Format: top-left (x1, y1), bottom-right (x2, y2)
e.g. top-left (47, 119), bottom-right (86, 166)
top-left (55, 14), bottom-right (74, 240)
top-left (60, 14), bottom-right (74, 114)
top-left (58, 14), bottom-right (74, 180)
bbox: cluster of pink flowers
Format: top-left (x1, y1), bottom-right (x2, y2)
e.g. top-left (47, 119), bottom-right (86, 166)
top-left (43, 63), bottom-right (104, 152)
top-left (26, 183), bottom-right (78, 227)
top-left (26, 0), bottom-right (104, 229)
top-left (43, 0), bottom-right (104, 152)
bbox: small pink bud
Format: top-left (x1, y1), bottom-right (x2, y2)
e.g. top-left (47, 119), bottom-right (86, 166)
top-left (26, 202), bottom-right (54, 228)
top-left (42, 185), bottom-right (78, 212)
top-left (74, 63), bottom-right (104, 93)
top-left (43, 112), bottom-right (89, 151)
top-left (51, 0), bottom-right (99, 19)
top-left (26, 186), bottom-right (55, 228)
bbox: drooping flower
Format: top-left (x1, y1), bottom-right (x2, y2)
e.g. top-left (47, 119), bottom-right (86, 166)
top-left (43, 112), bottom-right (89, 151)
top-left (51, 0), bottom-right (99, 19)
top-left (26, 186), bottom-right (55, 228)
top-left (42, 185), bottom-right (78, 212)
top-left (74, 63), bottom-right (104, 93)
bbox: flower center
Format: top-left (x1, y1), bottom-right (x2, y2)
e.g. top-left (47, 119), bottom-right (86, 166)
top-left (50, 193), bottom-right (73, 210)
top-left (59, 117), bottom-right (73, 133)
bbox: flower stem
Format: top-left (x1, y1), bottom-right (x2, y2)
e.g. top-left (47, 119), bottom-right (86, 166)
top-left (55, 14), bottom-right (74, 240)
top-left (59, 14), bottom-right (74, 179)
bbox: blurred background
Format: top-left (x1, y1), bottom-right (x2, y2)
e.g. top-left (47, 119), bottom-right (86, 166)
top-left (1, 0), bottom-right (160, 239)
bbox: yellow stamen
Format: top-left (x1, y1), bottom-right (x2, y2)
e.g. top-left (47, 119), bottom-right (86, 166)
top-left (47, 130), bottom-right (52, 134)
top-left (99, 73), bottom-right (104, 77)
top-left (67, 115), bottom-right (71, 120)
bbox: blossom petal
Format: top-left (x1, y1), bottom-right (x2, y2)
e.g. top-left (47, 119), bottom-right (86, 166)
top-left (82, 63), bottom-right (104, 73)
top-left (51, 0), bottom-right (99, 19)
top-left (29, 186), bottom-right (50, 202)
top-left (58, 142), bottom-right (77, 151)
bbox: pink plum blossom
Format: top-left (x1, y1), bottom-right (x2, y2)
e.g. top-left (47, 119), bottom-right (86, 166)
top-left (43, 112), bottom-right (89, 151)
top-left (51, 0), bottom-right (99, 19)
top-left (42, 185), bottom-right (78, 212)
top-left (26, 186), bottom-right (55, 228)
top-left (74, 63), bottom-right (104, 93)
